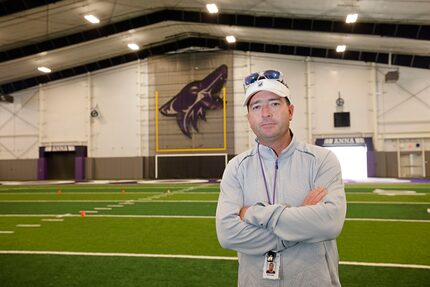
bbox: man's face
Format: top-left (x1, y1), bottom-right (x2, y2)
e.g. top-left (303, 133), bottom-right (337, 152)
top-left (247, 91), bottom-right (294, 145)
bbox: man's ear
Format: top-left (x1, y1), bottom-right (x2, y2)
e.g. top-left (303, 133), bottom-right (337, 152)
top-left (288, 104), bottom-right (295, 121)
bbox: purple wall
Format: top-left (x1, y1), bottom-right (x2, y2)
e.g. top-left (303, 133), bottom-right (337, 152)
top-left (37, 157), bottom-right (47, 180)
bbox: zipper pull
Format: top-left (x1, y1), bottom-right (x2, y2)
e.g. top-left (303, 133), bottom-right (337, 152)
top-left (275, 159), bottom-right (278, 169)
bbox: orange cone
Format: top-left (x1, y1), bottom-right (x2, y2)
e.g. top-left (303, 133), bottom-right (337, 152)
top-left (80, 210), bottom-right (86, 217)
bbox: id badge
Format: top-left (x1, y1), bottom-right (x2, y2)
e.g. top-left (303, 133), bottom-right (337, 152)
top-left (262, 251), bottom-right (280, 280)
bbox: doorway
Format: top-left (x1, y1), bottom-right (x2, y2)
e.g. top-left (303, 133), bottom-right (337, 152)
top-left (45, 151), bottom-right (75, 180)
top-left (325, 145), bottom-right (368, 180)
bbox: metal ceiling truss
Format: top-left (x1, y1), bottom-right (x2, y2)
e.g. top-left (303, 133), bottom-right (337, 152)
top-left (2, 36), bottom-right (428, 94)
top-left (1, 9), bottom-right (428, 94)
top-left (0, 0), bottom-right (60, 16)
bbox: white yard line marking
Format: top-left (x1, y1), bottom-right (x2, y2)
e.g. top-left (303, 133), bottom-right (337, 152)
top-left (0, 214), bottom-right (428, 222)
top-left (119, 201), bottom-right (135, 205)
top-left (173, 192), bottom-right (219, 194)
top-left (0, 200), bottom-right (132, 202)
top-left (0, 250), bottom-right (428, 269)
top-left (1, 200), bottom-right (428, 205)
top-left (0, 214), bottom-right (214, 219)
top-left (94, 207), bottom-right (112, 210)
top-left (16, 224), bottom-right (41, 227)
top-left (0, 231), bottom-right (14, 234)
top-left (144, 193), bottom-right (174, 201)
top-left (136, 200), bottom-right (218, 203)
top-left (345, 192), bottom-right (378, 195)
top-left (346, 192), bottom-right (429, 195)
top-left (346, 218), bottom-right (430, 223)
top-left (339, 261), bottom-right (430, 269)
top-left (348, 201), bottom-right (430, 205)
top-left (1, 214), bottom-right (67, 217)
top-left (41, 219), bottom-right (64, 222)
top-left (87, 215), bottom-right (215, 219)
top-left (145, 185), bottom-right (209, 201)
top-left (372, 189), bottom-right (425, 196)
top-left (175, 191), bottom-right (220, 194)
top-left (137, 200), bottom-right (429, 205)
top-left (0, 194), bottom-right (166, 197)
top-left (107, 205), bottom-right (124, 207)
top-left (83, 210), bottom-right (98, 214)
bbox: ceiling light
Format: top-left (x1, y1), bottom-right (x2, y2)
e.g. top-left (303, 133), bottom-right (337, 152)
top-left (37, 66), bottom-right (52, 73)
top-left (127, 43), bottom-right (140, 51)
top-left (84, 14), bottom-right (100, 24)
top-left (226, 35), bottom-right (236, 43)
top-left (345, 13), bottom-right (358, 23)
top-left (206, 4), bottom-right (219, 14)
top-left (336, 45), bottom-right (347, 52)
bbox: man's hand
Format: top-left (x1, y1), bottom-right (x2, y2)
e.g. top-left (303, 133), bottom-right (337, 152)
top-left (303, 186), bottom-right (327, 206)
top-left (239, 207), bottom-right (249, 220)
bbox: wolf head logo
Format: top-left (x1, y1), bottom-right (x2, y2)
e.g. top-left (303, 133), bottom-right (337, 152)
top-left (158, 65), bottom-right (228, 138)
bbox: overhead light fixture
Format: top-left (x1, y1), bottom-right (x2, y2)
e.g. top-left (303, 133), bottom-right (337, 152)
top-left (127, 43), bottom-right (140, 51)
top-left (84, 14), bottom-right (100, 24)
top-left (226, 35), bottom-right (236, 43)
top-left (206, 4), bottom-right (219, 14)
top-left (336, 45), bottom-right (347, 52)
top-left (345, 13), bottom-right (358, 23)
top-left (37, 66), bottom-right (52, 73)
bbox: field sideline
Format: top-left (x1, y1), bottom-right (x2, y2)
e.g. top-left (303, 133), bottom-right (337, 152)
top-left (0, 181), bottom-right (429, 286)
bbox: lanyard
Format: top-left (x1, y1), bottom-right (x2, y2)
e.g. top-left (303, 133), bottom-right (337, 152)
top-left (257, 143), bottom-right (278, 205)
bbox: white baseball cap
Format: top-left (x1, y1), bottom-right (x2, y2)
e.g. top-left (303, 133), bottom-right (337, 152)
top-left (243, 78), bottom-right (291, 106)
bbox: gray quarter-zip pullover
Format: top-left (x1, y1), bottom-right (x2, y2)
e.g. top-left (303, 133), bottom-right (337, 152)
top-left (216, 133), bottom-right (346, 286)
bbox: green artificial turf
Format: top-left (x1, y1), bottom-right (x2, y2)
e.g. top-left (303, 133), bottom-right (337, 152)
top-left (0, 217), bottom-right (234, 257)
top-left (338, 221), bottom-right (430, 265)
top-left (1, 201), bottom-right (429, 220)
top-left (0, 183), bottom-right (220, 193)
top-left (345, 184), bottom-right (430, 193)
top-left (161, 193), bottom-right (219, 201)
top-left (0, 182), bottom-right (429, 287)
top-left (0, 254), bottom-right (429, 287)
top-left (1, 216), bottom-right (429, 265)
top-left (339, 264), bottom-right (430, 287)
top-left (0, 202), bottom-right (112, 215)
top-left (0, 254), bottom-right (238, 287)
top-left (0, 192), bottom-right (160, 201)
top-left (346, 203), bottom-right (430, 219)
top-left (0, 201), bottom-right (218, 216)
top-left (346, 193), bottom-right (429, 202)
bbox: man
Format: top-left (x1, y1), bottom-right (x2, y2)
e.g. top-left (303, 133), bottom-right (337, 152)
top-left (266, 262), bottom-right (276, 274)
top-left (216, 69), bottom-right (346, 286)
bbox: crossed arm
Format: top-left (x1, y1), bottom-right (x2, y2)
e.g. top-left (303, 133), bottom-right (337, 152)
top-left (239, 186), bottom-right (327, 220)
top-left (215, 153), bottom-right (346, 255)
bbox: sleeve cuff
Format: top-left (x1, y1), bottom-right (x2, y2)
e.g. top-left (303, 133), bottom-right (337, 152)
top-left (243, 203), bottom-right (286, 231)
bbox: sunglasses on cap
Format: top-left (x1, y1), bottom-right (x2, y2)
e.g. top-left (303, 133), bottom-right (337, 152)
top-left (243, 69), bottom-right (288, 89)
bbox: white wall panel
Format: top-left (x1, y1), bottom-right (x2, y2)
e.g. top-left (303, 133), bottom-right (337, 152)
top-left (232, 52), bottom-right (251, 154)
top-left (41, 78), bottom-right (88, 144)
top-left (377, 66), bottom-right (430, 137)
top-left (312, 61), bottom-right (372, 135)
top-left (4, 52), bottom-right (430, 163)
top-left (138, 60), bottom-right (150, 157)
top-left (0, 88), bottom-right (39, 159)
top-left (90, 63), bottom-right (140, 157)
